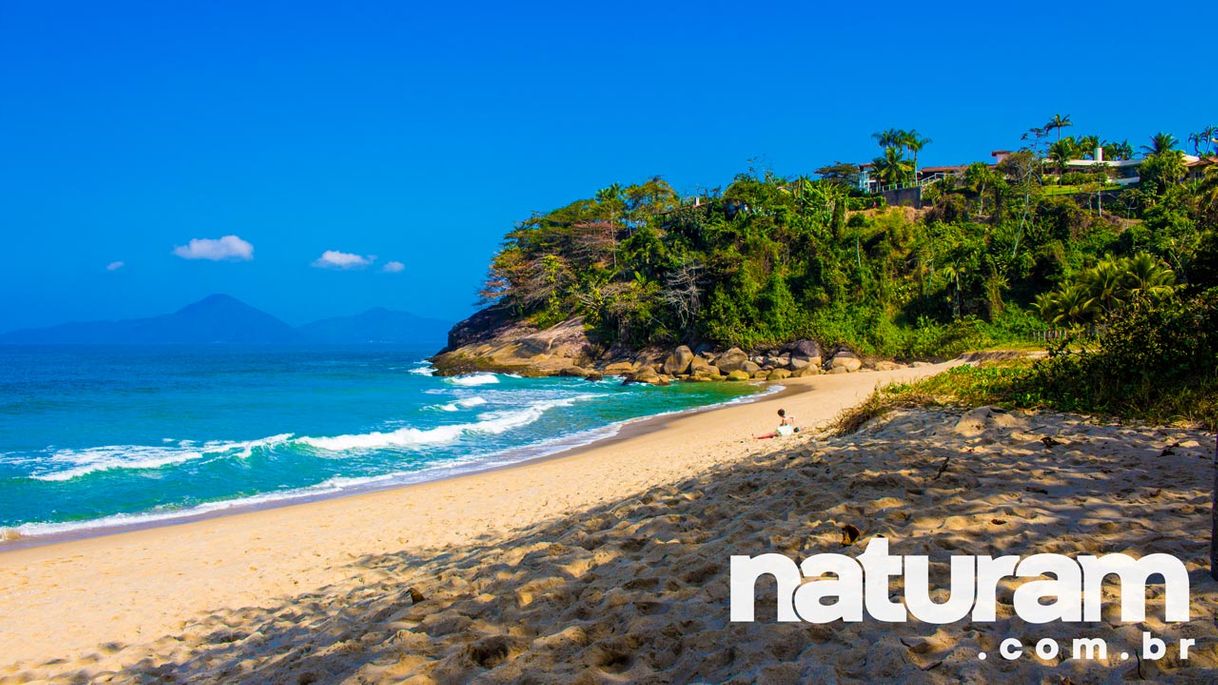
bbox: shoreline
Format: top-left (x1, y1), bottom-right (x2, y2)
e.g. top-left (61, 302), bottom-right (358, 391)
top-left (0, 381), bottom-right (790, 552)
top-left (0, 364), bottom-right (949, 670)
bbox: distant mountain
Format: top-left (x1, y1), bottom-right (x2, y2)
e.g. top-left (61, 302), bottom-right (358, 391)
top-left (0, 294), bottom-right (299, 344)
top-left (298, 307), bottom-right (451, 344)
top-left (0, 295), bottom-right (451, 346)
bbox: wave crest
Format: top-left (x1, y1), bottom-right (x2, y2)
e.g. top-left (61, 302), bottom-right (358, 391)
top-left (446, 373), bottom-right (500, 387)
top-left (30, 434), bottom-right (294, 482)
top-left (435, 396), bottom-right (489, 412)
top-left (299, 397), bottom-right (586, 452)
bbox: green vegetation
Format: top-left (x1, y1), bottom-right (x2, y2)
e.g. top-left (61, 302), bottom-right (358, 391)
top-left (835, 289), bottom-right (1218, 431)
top-left (478, 117), bottom-right (1218, 363)
top-left (1033, 253), bottom-right (1176, 325)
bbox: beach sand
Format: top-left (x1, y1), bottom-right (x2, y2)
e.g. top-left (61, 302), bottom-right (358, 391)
top-left (2, 363), bottom-right (1216, 683)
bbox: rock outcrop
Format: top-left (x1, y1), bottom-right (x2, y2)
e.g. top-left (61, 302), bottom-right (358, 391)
top-left (433, 308), bottom-right (915, 382)
top-left (431, 314), bottom-right (597, 376)
top-left (785, 339), bottom-right (822, 369)
top-left (662, 345), bottom-right (695, 376)
top-left (627, 367), bottom-right (664, 385)
top-left (689, 356), bottom-right (721, 380)
top-left (828, 349), bottom-right (862, 372)
top-left (602, 361), bottom-right (638, 376)
top-left (714, 348), bottom-right (750, 373)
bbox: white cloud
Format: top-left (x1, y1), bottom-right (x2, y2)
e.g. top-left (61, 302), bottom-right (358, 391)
top-left (313, 250), bottom-right (374, 269)
top-left (173, 235), bottom-right (254, 261)
top-left (382, 260), bottom-right (405, 273)
top-left (105, 261), bottom-right (125, 271)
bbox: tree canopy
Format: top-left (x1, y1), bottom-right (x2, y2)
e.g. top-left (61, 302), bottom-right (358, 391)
top-left (476, 119), bottom-right (1218, 359)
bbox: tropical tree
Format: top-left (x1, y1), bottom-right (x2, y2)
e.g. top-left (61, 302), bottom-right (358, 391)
top-left (1034, 255), bottom-right (1177, 325)
top-left (872, 128), bottom-right (906, 150)
top-left (1083, 258), bottom-right (1128, 313)
top-left (1122, 253), bottom-right (1177, 297)
top-left (1077, 135), bottom-right (1100, 159)
top-left (902, 129), bottom-right (932, 179)
top-left (872, 145), bottom-right (914, 187)
top-left (815, 161), bottom-right (862, 188)
top-left (1022, 126), bottom-right (1050, 155)
top-left (1048, 139), bottom-right (1076, 176)
top-left (1188, 126), bottom-right (1217, 156)
top-left (1035, 282), bottom-right (1098, 325)
top-left (963, 162), bottom-right (1000, 216)
top-left (1142, 132), bottom-right (1179, 155)
top-left (1103, 139), bottom-right (1134, 160)
top-left (1045, 113), bottom-right (1073, 141)
top-left (1140, 148), bottom-right (1187, 194)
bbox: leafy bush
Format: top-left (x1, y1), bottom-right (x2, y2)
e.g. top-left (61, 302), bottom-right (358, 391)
top-left (837, 291), bottom-right (1218, 431)
top-left (1033, 253), bottom-right (1176, 325)
top-left (1025, 289), bottom-right (1218, 427)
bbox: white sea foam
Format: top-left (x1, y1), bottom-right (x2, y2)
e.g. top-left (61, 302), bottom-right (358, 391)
top-left (29, 433), bottom-right (294, 482)
top-left (446, 373), bottom-right (500, 386)
top-left (6, 387), bottom-right (778, 541)
top-left (299, 396), bottom-right (586, 452)
top-left (8, 418), bottom-right (628, 541)
top-left (436, 396), bottom-right (489, 412)
top-left (8, 476), bottom-right (396, 538)
top-left (407, 362), bottom-right (435, 376)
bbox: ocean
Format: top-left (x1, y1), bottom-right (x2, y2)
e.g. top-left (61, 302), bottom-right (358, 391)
top-left (0, 345), bottom-right (760, 539)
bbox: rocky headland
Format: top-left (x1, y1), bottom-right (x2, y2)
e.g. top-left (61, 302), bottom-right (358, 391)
top-left (431, 310), bottom-right (924, 385)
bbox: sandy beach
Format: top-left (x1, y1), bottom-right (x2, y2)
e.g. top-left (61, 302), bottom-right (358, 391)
top-left (2, 362), bottom-right (1216, 683)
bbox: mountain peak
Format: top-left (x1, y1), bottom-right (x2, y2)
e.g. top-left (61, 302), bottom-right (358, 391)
top-left (1, 297), bottom-right (451, 346)
top-left (176, 293), bottom-right (253, 313)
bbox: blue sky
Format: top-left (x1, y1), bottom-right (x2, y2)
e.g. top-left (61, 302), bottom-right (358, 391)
top-left (2, 1), bottom-right (1214, 329)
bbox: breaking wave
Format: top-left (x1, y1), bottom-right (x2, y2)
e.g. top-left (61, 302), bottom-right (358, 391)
top-left (299, 397), bottom-right (589, 452)
top-left (28, 434), bottom-right (294, 482)
top-left (446, 373), bottom-right (501, 387)
top-left (435, 396), bottom-right (489, 412)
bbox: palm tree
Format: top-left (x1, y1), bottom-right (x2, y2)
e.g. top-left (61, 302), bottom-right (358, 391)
top-left (1103, 139), bottom-right (1134, 160)
top-left (964, 162), bottom-right (998, 215)
top-left (1036, 255), bottom-right (1179, 326)
top-left (872, 146), bottom-right (913, 188)
top-left (1188, 126), bottom-right (1217, 156)
top-left (1141, 132), bottom-right (1178, 155)
top-left (902, 130), bottom-right (932, 180)
top-left (872, 128), bottom-right (906, 150)
top-left (1121, 253), bottom-right (1176, 297)
top-left (1083, 258), bottom-right (1127, 313)
top-left (1035, 282), bottom-right (1097, 325)
top-left (1048, 139), bottom-right (1076, 177)
top-left (1077, 135), bottom-right (1100, 159)
top-left (1045, 114), bottom-right (1073, 142)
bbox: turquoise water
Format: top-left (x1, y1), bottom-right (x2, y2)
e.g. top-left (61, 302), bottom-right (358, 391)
top-left (0, 346), bottom-right (759, 537)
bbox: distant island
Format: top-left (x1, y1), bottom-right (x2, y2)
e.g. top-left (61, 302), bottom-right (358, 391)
top-left (0, 294), bottom-right (452, 345)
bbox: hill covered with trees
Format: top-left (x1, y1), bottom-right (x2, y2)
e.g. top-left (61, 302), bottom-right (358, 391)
top-left (436, 117), bottom-right (1218, 378)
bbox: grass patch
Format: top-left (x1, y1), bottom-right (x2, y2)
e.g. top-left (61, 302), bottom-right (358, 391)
top-left (833, 354), bottom-right (1218, 436)
top-left (837, 291), bottom-right (1218, 434)
top-left (830, 362), bottom-right (1032, 434)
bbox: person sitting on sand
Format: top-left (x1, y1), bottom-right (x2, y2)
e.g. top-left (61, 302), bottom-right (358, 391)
top-left (756, 408), bottom-right (798, 439)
